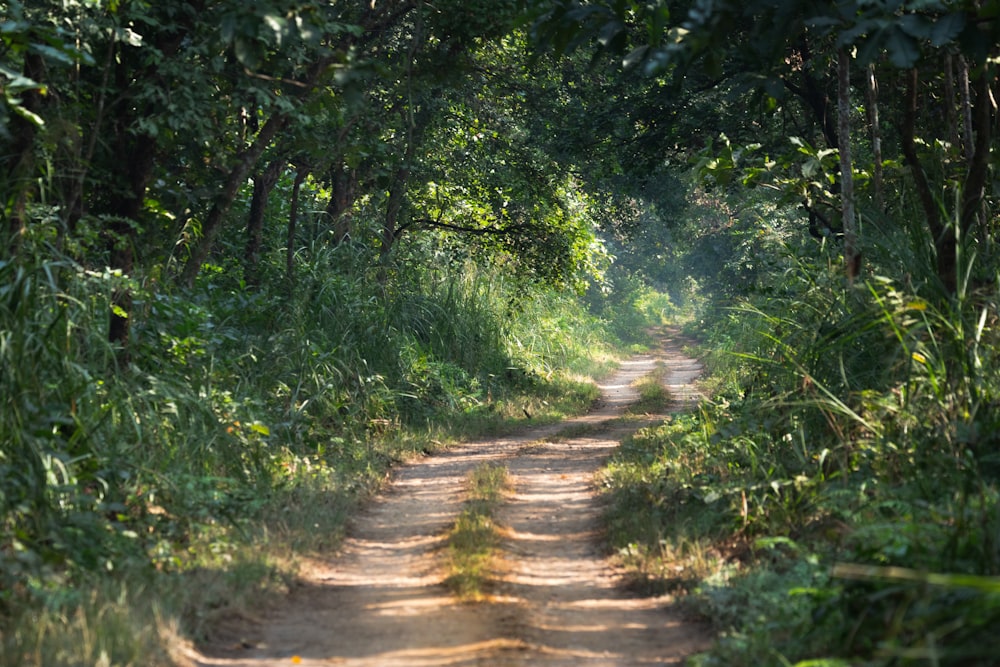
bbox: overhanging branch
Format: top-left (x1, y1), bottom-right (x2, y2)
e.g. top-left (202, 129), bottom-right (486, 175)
top-left (406, 217), bottom-right (534, 236)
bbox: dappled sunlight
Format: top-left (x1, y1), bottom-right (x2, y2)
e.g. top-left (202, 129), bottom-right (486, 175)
top-left (193, 333), bottom-right (708, 666)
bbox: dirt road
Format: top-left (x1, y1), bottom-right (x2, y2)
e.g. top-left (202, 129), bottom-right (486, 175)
top-left (193, 330), bottom-right (709, 666)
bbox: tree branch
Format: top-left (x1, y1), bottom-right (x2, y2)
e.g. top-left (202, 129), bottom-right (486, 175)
top-left (409, 217), bottom-right (533, 236)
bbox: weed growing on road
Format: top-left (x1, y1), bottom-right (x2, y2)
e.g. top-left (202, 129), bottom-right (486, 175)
top-left (626, 365), bottom-right (672, 415)
top-left (444, 464), bottom-right (511, 601)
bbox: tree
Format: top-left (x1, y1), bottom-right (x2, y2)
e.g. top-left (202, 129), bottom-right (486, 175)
top-left (528, 0), bottom-right (999, 294)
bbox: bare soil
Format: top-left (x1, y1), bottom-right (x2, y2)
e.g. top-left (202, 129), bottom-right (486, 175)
top-left (191, 330), bottom-right (710, 666)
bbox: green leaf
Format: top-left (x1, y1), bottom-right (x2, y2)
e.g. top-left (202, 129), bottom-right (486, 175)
top-left (30, 43), bottom-right (78, 65)
top-left (115, 26), bottom-right (144, 48)
top-left (10, 100), bottom-right (44, 126)
top-left (833, 562), bottom-right (1000, 592)
top-left (623, 45), bottom-right (648, 69)
top-left (262, 14), bottom-right (288, 47)
top-left (897, 13), bottom-right (932, 40)
top-left (597, 19), bottom-right (625, 48)
top-left (0, 65), bottom-right (42, 93)
top-left (837, 18), bottom-right (884, 48)
top-left (220, 15), bottom-right (236, 43)
top-left (763, 76), bottom-right (784, 100)
top-left (885, 26), bottom-right (920, 68)
top-left (855, 29), bottom-right (886, 66)
top-left (929, 12), bottom-right (965, 46)
top-left (234, 36), bottom-right (262, 69)
top-left (249, 422), bottom-right (270, 436)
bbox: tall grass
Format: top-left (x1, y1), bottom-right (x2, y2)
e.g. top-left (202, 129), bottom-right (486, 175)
top-left (602, 226), bottom-right (1000, 665)
top-left (1, 218), bottom-right (627, 663)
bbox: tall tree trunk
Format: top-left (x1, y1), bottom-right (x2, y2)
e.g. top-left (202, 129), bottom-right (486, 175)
top-left (378, 4), bottom-right (424, 282)
top-left (901, 68), bottom-right (956, 293)
top-left (379, 164), bottom-right (409, 268)
top-left (4, 53), bottom-right (45, 256)
top-left (327, 163), bottom-right (358, 245)
top-left (96, 10), bottom-right (199, 361)
top-left (865, 63), bottom-right (884, 213)
top-left (943, 55), bottom-right (961, 152)
top-left (838, 47), bottom-right (859, 282)
top-left (104, 35), bottom-right (163, 363)
top-left (180, 113), bottom-right (288, 288)
top-left (783, 39), bottom-right (839, 150)
top-left (286, 167), bottom-right (306, 284)
top-left (244, 157), bottom-right (284, 287)
top-left (107, 129), bottom-right (157, 364)
top-left (959, 56), bottom-right (975, 162)
top-left (62, 39), bottom-right (117, 246)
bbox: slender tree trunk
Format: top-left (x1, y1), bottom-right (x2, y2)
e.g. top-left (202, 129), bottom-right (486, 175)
top-left (104, 35), bottom-right (164, 363)
top-left (960, 67), bottom-right (992, 242)
top-left (944, 55), bottom-right (961, 153)
top-left (959, 56), bottom-right (975, 162)
top-left (4, 53), bottom-right (45, 256)
top-left (865, 63), bottom-right (884, 213)
top-left (378, 4), bottom-right (424, 283)
top-left (244, 157), bottom-right (284, 287)
top-left (62, 38), bottom-right (117, 245)
top-left (286, 167), bottom-right (306, 284)
top-left (784, 39), bottom-right (839, 150)
top-left (107, 129), bottom-right (157, 364)
top-left (180, 113), bottom-right (288, 288)
top-left (901, 68), bottom-right (956, 293)
top-left (838, 47), bottom-right (859, 282)
top-left (380, 165), bottom-right (409, 267)
top-left (327, 164), bottom-right (358, 244)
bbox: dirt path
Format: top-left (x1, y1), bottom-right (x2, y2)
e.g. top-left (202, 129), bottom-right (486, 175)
top-left (193, 330), bottom-right (709, 666)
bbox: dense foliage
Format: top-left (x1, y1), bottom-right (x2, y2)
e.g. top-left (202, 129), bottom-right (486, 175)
top-left (549, 1), bottom-right (1000, 664)
top-left (4, 0), bottom-right (1000, 664)
top-left (604, 197), bottom-right (1000, 664)
top-left (0, 1), bottom-right (636, 662)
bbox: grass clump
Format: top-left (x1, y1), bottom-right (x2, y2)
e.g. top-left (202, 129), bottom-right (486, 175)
top-left (444, 463), bottom-right (511, 601)
top-left (626, 365), bottom-right (672, 415)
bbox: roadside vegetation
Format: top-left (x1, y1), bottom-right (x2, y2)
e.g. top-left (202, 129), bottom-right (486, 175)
top-left (1, 3), bottom-right (649, 663)
top-left (601, 192), bottom-right (1000, 666)
top-left (0, 226), bottom-right (638, 664)
top-left (529, 2), bottom-right (1000, 664)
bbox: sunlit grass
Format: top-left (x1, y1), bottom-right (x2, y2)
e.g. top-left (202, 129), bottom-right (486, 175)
top-left (444, 463), bottom-right (510, 601)
top-left (626, 364), bottom-right (672, 415)
top-left (2, 578), bottom-right (179, 667)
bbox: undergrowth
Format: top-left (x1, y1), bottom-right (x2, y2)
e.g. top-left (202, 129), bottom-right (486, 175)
top-left (601, 229), bottom-right (1000, 666)
top-left (0, 228), bottom-right (625, 664)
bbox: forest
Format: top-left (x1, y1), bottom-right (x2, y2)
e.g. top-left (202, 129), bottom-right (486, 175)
top-left (2, 0), bottom-right (1000, 664)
